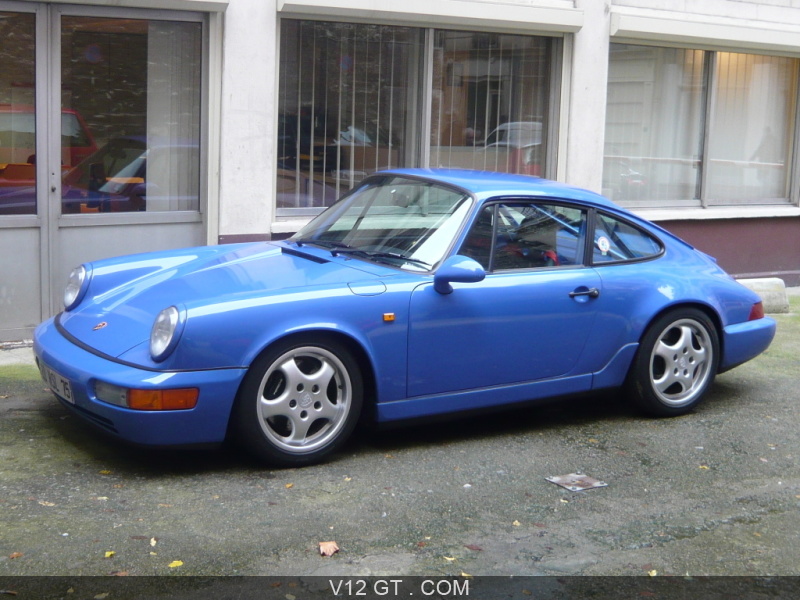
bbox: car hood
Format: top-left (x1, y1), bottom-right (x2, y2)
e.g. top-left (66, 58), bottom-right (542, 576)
top-left (59, 241), bottom-right (392, 358)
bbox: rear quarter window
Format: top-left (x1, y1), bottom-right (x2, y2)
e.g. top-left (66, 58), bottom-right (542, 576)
top-left (592, 211), bottom-right (662, 264)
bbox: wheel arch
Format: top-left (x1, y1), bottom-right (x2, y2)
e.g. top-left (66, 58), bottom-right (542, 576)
top-left (637, 301), bottom-right (724, 368)
top-left (238, 328), bottom-right (379, 422)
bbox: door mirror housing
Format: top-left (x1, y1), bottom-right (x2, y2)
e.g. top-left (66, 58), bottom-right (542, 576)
top-left (433, 255), bottom-right (486, 294)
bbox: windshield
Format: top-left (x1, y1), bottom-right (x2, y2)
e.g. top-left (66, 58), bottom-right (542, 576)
top-left (292, 175), bottom-right (473, 272)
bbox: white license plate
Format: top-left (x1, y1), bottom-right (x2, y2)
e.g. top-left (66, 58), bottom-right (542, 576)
top-left (40, 363), bottom-right (74, 404)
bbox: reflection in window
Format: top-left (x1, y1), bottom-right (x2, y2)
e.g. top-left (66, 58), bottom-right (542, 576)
top-left (604, 44), bottom-right (799, 208)
top-left (278, 21), bottom-right (423, 215)
top-left (431, 32), bottom-right (551, 177)
top-left (707, 53), bottom-right (797, 203)
top-left (0, 12), bottom-right (36, 216)
top-left (61, 17), bottom-right (202, 214)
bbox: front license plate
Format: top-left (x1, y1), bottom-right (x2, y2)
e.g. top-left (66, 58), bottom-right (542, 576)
top-left (40, 363), bottom-right (74, 404)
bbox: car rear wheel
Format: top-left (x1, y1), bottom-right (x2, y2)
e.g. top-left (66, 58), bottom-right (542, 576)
top-left (231, 336), bottom-right (363, 467)
top-left (627, 308), bottom-right (719, 417)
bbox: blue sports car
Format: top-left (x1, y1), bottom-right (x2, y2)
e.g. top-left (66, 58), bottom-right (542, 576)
top-left (34, 169), bottom-right (777, 466)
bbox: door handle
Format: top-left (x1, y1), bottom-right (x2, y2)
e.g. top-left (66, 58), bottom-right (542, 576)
top-left (569, 287), bottom-right (600, 299)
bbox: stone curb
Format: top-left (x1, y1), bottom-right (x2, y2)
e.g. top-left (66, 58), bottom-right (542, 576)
top-left (737, 277), bottom-right (790, 314)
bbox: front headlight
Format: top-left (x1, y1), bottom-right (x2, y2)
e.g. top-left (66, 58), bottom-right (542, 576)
top-left (64, 265), bottom-right (91, 311)
top-left (150, 306), bottom-right (184, 362)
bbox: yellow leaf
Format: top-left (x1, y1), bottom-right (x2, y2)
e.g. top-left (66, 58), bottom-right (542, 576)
top-left (588, 438), bottom-right (600, 443)
top-left (648, 570), bottom-right (658, 576)
top-left (344, 476), bottom-right (352, 482)
top-left (443, 556), bottom-right (456, 562)
top-left (512, 520), bottom-right (521, 527)
top-left (150, 537), bottom-right (157, 547)
top-left (168, 560), bottom-right (183, 568)
top-left (460, 572), bottom-right (473, 579)
top-left (38, 501), bottom-right (56, 507)
top-left (104, 551), bottom-right (115, 558)
top-left (699, 465), bottom-right (710, 470)
top-left (99, 470), bottom-right (112, 475)
top-left (285, 483), bottom-right (294, 489)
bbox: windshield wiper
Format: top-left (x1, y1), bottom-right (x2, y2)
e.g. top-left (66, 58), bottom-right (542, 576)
top-left (331, 248), bottom-right (431, 268)
top-left (293, 238), bottom-right (353, 250)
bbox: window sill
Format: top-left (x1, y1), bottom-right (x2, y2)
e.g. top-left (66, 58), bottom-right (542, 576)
top-left (632, 205), bottom-right (800, 222)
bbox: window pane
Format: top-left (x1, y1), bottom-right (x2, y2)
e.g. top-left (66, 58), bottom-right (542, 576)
top-left (61, 17), bottom-right (202, 214)
top-left (431, 31), bottom-right (551, 177)
top-left (706, 53), bottom-right (798, 204)
top-left (293, 176), bottom-right (472, 272)
top-left (278, 21), bottom-right (422, 215)
top-left (592, 212), bottom-right (661, 264)
top-left (0, 12), bottom-right (36, 216)
top-left (604, 44), bottom-right (706, 207)
top-left (460, 202), bottom-right (585, 271)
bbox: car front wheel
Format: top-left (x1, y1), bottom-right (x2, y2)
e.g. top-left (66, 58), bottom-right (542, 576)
top-left (231, 336), bottom-right (363, 467)
top-left (627, 308), bottom-right (719, 417)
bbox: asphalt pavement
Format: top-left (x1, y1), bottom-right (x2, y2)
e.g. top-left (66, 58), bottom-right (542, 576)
top-left (1, 293), bottom-right (799, 598)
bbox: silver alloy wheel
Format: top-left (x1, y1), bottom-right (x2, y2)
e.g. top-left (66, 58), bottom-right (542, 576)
top-left (256, 345), bottom-right (352, 454)
top-left (648, 317), bottom-right (714, 407)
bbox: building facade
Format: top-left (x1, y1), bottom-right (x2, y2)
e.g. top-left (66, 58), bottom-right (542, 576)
top-left (1, 0), bottom-right (799, 341)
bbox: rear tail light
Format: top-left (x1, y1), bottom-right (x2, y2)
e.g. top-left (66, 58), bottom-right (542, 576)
top-left (748, 301), bottom-right (765, 321)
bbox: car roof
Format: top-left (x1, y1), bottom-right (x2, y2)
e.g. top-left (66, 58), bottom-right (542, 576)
top-left (379, 168), bottom-right (621, 211)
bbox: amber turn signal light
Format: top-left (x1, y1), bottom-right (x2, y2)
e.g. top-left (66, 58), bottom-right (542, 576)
top-left (127, 388), bottom-right (199, 411)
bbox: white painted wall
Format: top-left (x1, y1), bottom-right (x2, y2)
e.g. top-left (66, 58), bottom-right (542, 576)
top-left (214, 0), bottom-right (800, 240)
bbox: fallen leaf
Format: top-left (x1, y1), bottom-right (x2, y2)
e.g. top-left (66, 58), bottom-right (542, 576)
top-left (168, 560), bottom-right (183, 568)
top-left (648, 570), bottom-right (658, 576)
top-left (286, 595), bottom-right (296, 600)
top-left (699, 465), bottom-right (710, 470)
top-left (464, 544), bottom-right (483, 551)
top-left (38, 501), bottom-right (56, 507)
top-left (158, 504), bottom-right (173, 508)
top-left (94, 594), bottom-right (110, 600)
top-left (443, 556), bottom-right (456, 562)
top-left (512, 520), bottom-right (521, 527)
top-left (460, 572), bottom-right (473, 579)
top-left (0, 395), bottom-right (9, 399)
top-left (344, 476), bottom-right (352, 482)
top-left (9, 552), bottom-right (23, 559)
top-left (759, 458), bottom-right (769, 463)
top-left (99, 470), bottom-right (112, 475)
top-left (319, 541), bottom-right (339, 556)
top-left (0, 590), bottom-right (18, 596)
top-left (285, 483), bottom-right (294, 489)
top-left (150, 537), bottom-right (158, 547)
top-left (588, 438), bottom-right (600, 443)
top-left (104, 551), bottom-right (115, 559)
top-left (110, 571), bottom-right (129, 576)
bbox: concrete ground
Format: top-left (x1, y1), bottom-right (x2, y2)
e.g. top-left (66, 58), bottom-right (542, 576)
top-left (1, 291), bottom-right (799, 599)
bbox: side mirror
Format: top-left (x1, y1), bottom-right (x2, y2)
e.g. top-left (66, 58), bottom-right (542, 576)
top-left (433, 255), bottom-right (486, 295)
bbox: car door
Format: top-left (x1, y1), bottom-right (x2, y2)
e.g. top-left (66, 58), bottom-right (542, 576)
top-left (407, 201), bottom-right (602, 398)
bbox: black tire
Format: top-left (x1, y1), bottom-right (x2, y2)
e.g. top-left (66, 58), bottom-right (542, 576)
top-left (230, 335), bottom-right (363, 467)
top-left (626, 308), bottom-right (719, 417)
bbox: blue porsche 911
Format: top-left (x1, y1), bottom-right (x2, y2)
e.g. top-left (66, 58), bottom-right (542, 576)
top-left (34, 169), bottom-right (777, 466)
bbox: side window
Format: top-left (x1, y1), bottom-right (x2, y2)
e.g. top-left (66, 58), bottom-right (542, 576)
top-left (592, 212), bottom-right (662, 263)
top-left (459, 202), bottom-right (587, 271)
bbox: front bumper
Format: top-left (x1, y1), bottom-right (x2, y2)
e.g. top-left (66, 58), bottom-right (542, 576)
top-left (33, 317), bottom-right (247, 447)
